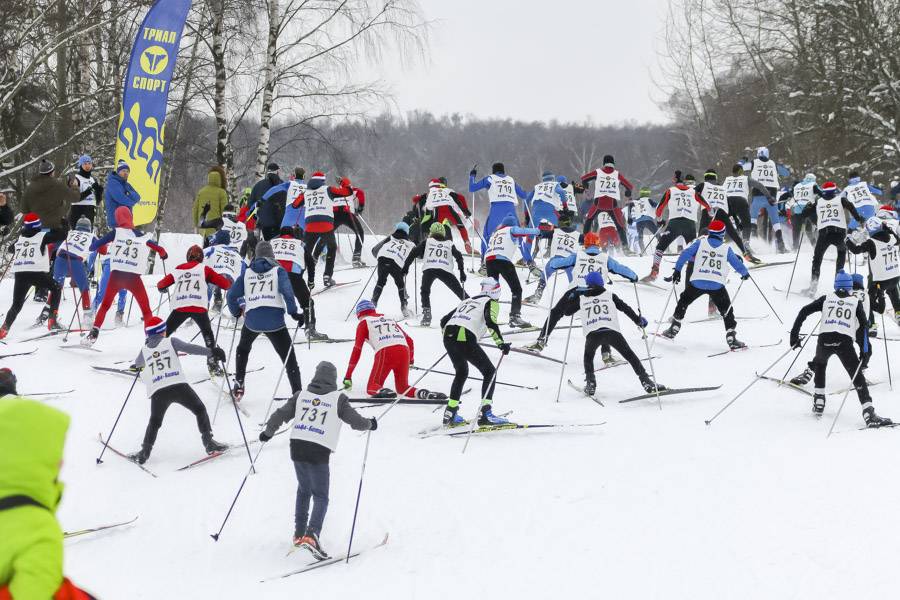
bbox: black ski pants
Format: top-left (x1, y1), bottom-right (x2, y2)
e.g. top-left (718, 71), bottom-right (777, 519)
top-left (287, 271), bottom-right (316, 326)
top-left (656, 218), bottom-right (697, 255)
top-left (869, 276), bottom-right (900, 322)
top-left (791, 212), bottom-right (817, 249)
top-left (485, 259), bottom-right (523, 315)
top-left (235, 325), bottom-right (302, 393)
top-left (372, 258), bottom-right (407, 307)
top-left (421, 269), bottom-right (465, 309)
top-left (333, 211), bottom-right (364, 256)
top-left (443, 325), bottom-right (496, 402)
top-left (811, 226), bottom-right (847, 279)
top-left (141, 383), bottom-right (212, 453)
top-left (699, 209), bottom-right (746, 253)
top-left (3, 272), bottom-right (61, 329)
top-left (727, 196), bottom-right (751, 242)
top-left (672, 283), bottom-right (737, 331)
top-left (812, 333), bottom-right (870, 405)
top-left (304, 230), bottom-right (337, 282)
top-left (584, 329), bottom-right (646, 383)
top-left (166, 310), bottom-right (216, 350)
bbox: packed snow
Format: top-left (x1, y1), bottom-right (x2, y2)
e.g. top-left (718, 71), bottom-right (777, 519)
top-left (6, 233), bottom-right (900, 599)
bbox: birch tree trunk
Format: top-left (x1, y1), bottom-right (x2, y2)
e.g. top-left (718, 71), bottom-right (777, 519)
top-left (210, 0), bottom-right (228, 171)
top-left (254, 0), bottom-right (280, 180)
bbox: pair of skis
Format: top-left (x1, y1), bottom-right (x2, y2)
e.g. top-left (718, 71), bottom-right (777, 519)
top-left (567, 381), bottom-right (723, 404)
top-left (261, 533), bottom-right (390, 581)
top-left (64, 516), bottom-right (138, 539)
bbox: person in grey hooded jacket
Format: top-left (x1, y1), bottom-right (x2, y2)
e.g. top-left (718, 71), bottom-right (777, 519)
top-left (259, 360), bottom-right (376, 560)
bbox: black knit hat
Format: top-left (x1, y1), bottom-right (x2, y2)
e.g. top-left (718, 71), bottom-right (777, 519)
top-left (0, 368), bottom-right (17, 396)
top-left (39, 159), bottom-right (54, 175)
top-left (492, 162), bottom-right (505, 174)
top-left (267, 162), bottom-right (280, 173)
top-left (603, 154), bottom-right (615, 166)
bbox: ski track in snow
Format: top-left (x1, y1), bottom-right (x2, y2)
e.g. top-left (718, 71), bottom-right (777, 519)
top-left (6, 235), bottom-right (899, 599)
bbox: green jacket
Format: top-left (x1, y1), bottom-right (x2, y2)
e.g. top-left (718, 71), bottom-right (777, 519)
top-left (0, 398), bottom-right (70, 599)
top-left (21, 175), bottom-right (79, 230)
top-left (192, 171), bottom-right (229, 239)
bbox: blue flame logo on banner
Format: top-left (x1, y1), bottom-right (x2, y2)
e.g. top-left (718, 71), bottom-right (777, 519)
top-left (114, 0), bottom-right (191, 226)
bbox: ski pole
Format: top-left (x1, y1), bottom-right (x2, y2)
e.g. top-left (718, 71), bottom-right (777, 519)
top-left (777, 316), bottom-right (822, 386)
top-left (219, 366), bottom-right (256, 472)
top-left (413, 258), bottom-right (418, 315)
top-left (553, 313), bottom-right (576, 403)
top-left (212, 317), bottom-right (240, 425)
top-left (705, 346), bottom-right (794, 426)
top-left (538, 271), bottom-right (560, 341)
top-left (785, 233), bottom-right (803, 299)
top-left (260, 322), bottom-right (304, 424)
top-left (210, 443), bottom-right (266, 541)
top-left (461, 353), bottom-right (505, 454)
top-left (881, 311), bottom-right (892, 390)
top-left (826, 356), bottom-right (867, 438)
top-left (64, 252), bottom-right (82, 331)
top-left (62, 304), bottom-right (80, 343)
top-left (748, 274), bottom-right (783, 324)
top-left (355, 213), bottom-right (378, 238)
top-left (649, 282), bottom-right (677, 353)
top-left (720, 278), bottom-right (746, 320)
top-left (633, 282), bottom-right (662, 410)
top-left (639, 221), bottom-right (667, 257)
top-left (96, 371), bottom-right (142, 465)
top-left (344, 266), bottom-right (378, 321)
top-left (345, 429), bottom-right (371, 564)
top-left (409, 365), bottom-right (535, 390)
top-left (156, 257), bottom-right (172, 313)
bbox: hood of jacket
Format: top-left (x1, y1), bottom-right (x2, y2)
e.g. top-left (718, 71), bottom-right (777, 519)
top-left (0, 397), bottom-right (70, 511)
top-left (249, 256), bottom-right (279, 274)
top-left (207, 170), bottom-right (222, 188)
top-left (307, 362), bottom-right (338, 395)
top-left (115, 206), bottom-right (134, 228)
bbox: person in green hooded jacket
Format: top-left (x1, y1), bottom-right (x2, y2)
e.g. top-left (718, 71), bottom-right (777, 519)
top-left (192, 166), bottom-right (229, 239)
top-left (0, 368), bottom-right (93, 599)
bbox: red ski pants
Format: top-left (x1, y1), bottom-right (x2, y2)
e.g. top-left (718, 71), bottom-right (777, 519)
top-left (367, 345), bottom-right (416, 397)
top-left (93, 271), bottom-right (153, 328)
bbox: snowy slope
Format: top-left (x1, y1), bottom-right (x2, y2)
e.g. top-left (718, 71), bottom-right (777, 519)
top-left (5, 235), bottom-right (900, 599)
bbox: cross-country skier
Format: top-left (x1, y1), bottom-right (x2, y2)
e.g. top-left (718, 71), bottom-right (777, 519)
top-left (469, 162), bottom-right (529, 260)
top-left (746, 146), bottom-right (787, 252)
top-left (343, 300), bottom-right (445, 399)
top-left (580, 155), bottom-right (633, 246)
top-left (644, 171), bottom-right (711, 281)
top-left (402, 221), bottom-right (466, 327)
top-left (127, 316), bottom-right (228, 464)
top-left (290, 172), bottom-right (353, 289)
top-left (788, 271), bottom-right (891, 426)
top-left (331, 177), bottom-right (367, 267)
top-left (847, 216), bottom-right (900, 327)
top-left (82, 207), bottom-right (168, 346)
top-left (259, 361), bottom-right (377, 560)
top-left (226, 240), bottom-right (303, 399)
top-left (695, 169), bottom-right (758, 262)
top-left (156, 244), bottom-right (233, 376)
top-left (439, 277), bottom-right (511, 427)
top-left (0, 213), bottom-right (64, 338)
top-left (198, 203), bottom-right (249, 255)
top-left (782, 174), bottom-right (820, 249)
top-left (625, 187), bottom-right (658, 250)
top-left (484, 214), bottom-right (540, 328)
top-left (660, 220), bottom-right (750, 350)
top-left (272, 226), bottom-right (327, 340)
top-left (412, 179), bottom-right (473, 253)
top-left (722, 162), bottom-right (772, 246)
top-left (370, 221), bottom-right (416, 317)
top-left (525, 171), bottom-right (568, 255)
top-left (842, 171), bottom-right (880, 231)
top-left (52, 216), bottom-right (95, 322)
top-left (797, 181), bottom-right (863, 295)
top-left (526, 209), bottom-right (580, 303)
top-left (203, 229), bottom-right (241, 314)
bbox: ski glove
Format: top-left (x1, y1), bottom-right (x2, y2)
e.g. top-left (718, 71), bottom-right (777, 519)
top-left (638, 317), bottom-right (648, 328)
top-left (201, 203), bottom-right (211, 216)
top-left (369, 417), bottom-right (378, 431)
top-left (790, 334), bottom-right (803, 349)
top-left (343, 378), bottom-right (352, 390)
top-left (498, 342), bottom-right (511, 355)
top-left (460, 272), bottom-right (467, 283)
top-left (740, 273), bottom-right (750, 280)
top-left (212, 346), bottom-right (226, 363)
top-left (670, 270), bottom-right (681, 284)
top-left (289, 312), bottom-right (304, 325)
top-left (356, 205), bottom-right (364, 214)
top-left (259, 431), bottom-right (272, 443)
top-left (157, 249), bottom-right (168, 260)
top-left (469, 168), bottom-right (477, 178)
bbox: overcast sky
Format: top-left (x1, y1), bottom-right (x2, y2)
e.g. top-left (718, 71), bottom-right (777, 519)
top-left (374, 0), bottom-right (671, 125)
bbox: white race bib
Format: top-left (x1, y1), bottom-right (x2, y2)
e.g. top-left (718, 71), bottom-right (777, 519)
top-left (207, 246), bottom-right (242, 281)
top-left (244, 268), bottom-right (284, 311)
top-left (701, 183), bottom-right (728, 213)
top-left (141, 338), bottom-right (188, 395)
top-left (550, 229), bottom-right (578, 258)
top-left (750, 159), bottom-right (778, 188)
top-left (844, 182), bottom-right (876, 210)
top-left (62, 230), bottom-right (92, 261)
top-left (221, 220), bottom-right (247, 247)
top-left (170, 264), bottom-right (208, 311)
top-left (593, 170), bottom-right (620, 201)
top-left (304, 187), bottom-right (333, 219)
top-left (11, 233), bottom-right (49, 273)
top-left (820, 294), bottom-right (858, 337)
top-left (871, 238), bottom-right (900, 282)
top-left (690, 238), bottom-right (730, 285)
top-left (669, 187), bottom-right (698, 221)
top-left (289, 390), bottom-right (343, 451)
top-left (364, 315), bottom-right (407, 351)
top-left (446, 296), bottom-right (490, 338)
top-left (723, 176), bottom-right (749, 199)
top-left (572, 250), bottom-right (609, 288)
top-left (580, 293), bottom-right (620, 334)
top-left (425, 187), bottom-right (453, 210)
top-left (487, 175), bottom-right (517, 205)
top-left (485, 228), bottom-right (517, 261)
top-left (816, 197), bottom-right (847, 230)
top-left (377, 238), bottom-right (415, 268)
top-left (270, 237), bottom-right (304, 267)
top-left (423, 238), bottom-right (454, 272)
top-left (109, 228), bottom-right (150, 274)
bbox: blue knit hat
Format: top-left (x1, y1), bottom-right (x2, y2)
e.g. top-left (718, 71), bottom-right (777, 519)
top-left (23, 213), bottom-right (42, 230)
top-left (116, 159), bottom-right (130, 173)
top-left (501, 214), bottom-right (518, 227)
top-left (585, 271), bottom-right (605, 288)
top-left (144, 316), bottom-right (167, 337)
top-left (834, 271), bottom-right (853, 291)
top-left (78, 154), bottom-right (93, 167)
top-left (212, 229), bottom-right (231, 245)
top-left (395, 222), bottom-right (409, 234)
top-left (851, 273), bottom-right (865, 289)
top-left (356, 299), bottom-right (376, 317)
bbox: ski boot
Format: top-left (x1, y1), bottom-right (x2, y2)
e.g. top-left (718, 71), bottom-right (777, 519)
top-left (33, 288), bottom-right (48, 303)
top-left (803, 277), bottom-right (819, 297)
top-left (527, 262), bottom-right (543, 280)
top-left (83, 307), bottom-right (95, 323)
top-left (0, 326), bottom-right (7, 341)
top-left (526, 336), bottom-right (547, 352)
top-left (477, 263), bottom-right (487, 276)
top-left (863, 405), bottom-right (893, 428)
top-left (812, 394), bottom-right (826, 415)
top-left (869, 321), bottom-right (879, 338)
top-left (305, 325), bottom-right (329, 341)
top-left (420, 308), bottom-right (432, 327)
top-left (46, 312), bottom-right (63, 332)
top-left (372, 388), bottom-right (397, 399)
top-left (352, 253), bottom-right (366, 268)
top-left (661, 319), bottom-right (681, 339)
top-left (207, 356), bottom-right (224, 377)
top-left (584, 379), bottom-right (596, 396)
top-left (726, 329), bottom-right (747, 350)
top-left (640, 375), bottom-right (667, 393)
top-left (211, 296), bottom-right (223, 315)
top-left (35, 306), bottom-right (51, 327)
top-left (322, 275), bottom-right (335, 289)
top-left (202, 433), bottom-right (228, 455)
top-left (790, 367), bottom-right (814, 386)
top-left (524, 281), bottom-right (546, 304)
top-left (298, 531), bottom-right (330, 561)
top-left (508, 313), bottom-right (532, 329)
top-left (114, 311), bottom-right (125, 326)
top-left (442, 402), bottom-right (467, 427)
top-left (743, 249), bottom-right (762, 265)
top-left (774, 230), bottom-right (788, 254)
top-left (231, 381), bottom-right (245, 402)
top-left (478, 404), bottom-right (509, 426)
top-left (894, 310), bottom-right (900, 326)
top-left (641, 265), bottom-right (659, 282)
top-left (401, 304), bottom-right (415, 320)
top-left (307, 278), bottom-right (316, 291)
top-left (601, 350), bottom-right (616, 365)
top-left (80, 327), bottom-right (99, 347)
top-left (416, 388), bottom-right (447, 400)
top-left (128, 447), bottom-right (150, 465)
